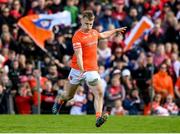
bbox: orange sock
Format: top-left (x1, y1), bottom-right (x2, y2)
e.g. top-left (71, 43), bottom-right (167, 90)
top-left (105, 111), bottom-right (110, 115)
top-left (58, 100), bottom-right (64, 104)
top-left (96, 112), bottom-right (102, 119)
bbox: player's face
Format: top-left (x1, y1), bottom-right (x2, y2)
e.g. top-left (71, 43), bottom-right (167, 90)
top-left (81, 17), bottom-right (94, 31)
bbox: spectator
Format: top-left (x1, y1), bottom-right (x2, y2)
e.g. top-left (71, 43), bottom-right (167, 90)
top-left (112, 1), bottom-right (126, 26)
top-left (111, 99), bottom-right (127, 115)
top-left (153, 62), bottom-right (174, 98)
top-left (129, 0), bottom-right (144, 18)
top-left (10, 0), bottom-right (23, 21)
top-left (133, 55), bottom-right (152, 105)
top-left (109, 34), bottom-right (125, 54)
top-left (175, 76), bottom-right (180, 108)
top-left (28, 69), bottom-right (48, 114)
top-left (0, 7), bottom-right (16, 30)
top-left (153, 44), bottom-right (167, 67)
top-left (55, 55), bottom-right (71, 78)
top-left (148, 42), bottom-right (157, 55)
top-left (8, 60), bottom-right (21, 90)
top-left (123, 89), bottom-right (143, 115)
top-left (0, 83), bottom-right (9, 114)
top-left (165, 58), bottom-right (176, 82)
top-left (1, 24), bottom-right (9, 33)
top-left (15, 82), bottom-right (32, 114)
top-left (93, 2), bottom-right (103, 20)
top-left (99, 4), bottom-right (120, 31)
top-left (21, 61), bottom-right (34, 76)
top-left (49, 0), bottom-right (64, 13)
top-left (172, 43), bottom-right (179, 54)
top-left (152, 93), bottom-right (169, 116)
top-left (64, 0), bottom-right (79, 27)
top-left (148, 19), bottom-right (164, 44)
top-left (0, 54), bottom-right (6, 69)
top-left (1, 32), bottom-right (18, 52)
top-left (123, 7), bottom-right (139, 30)
top-left (18, 54), bottom-right (26, 71)
top-left (46, 64), bottom-right (59, 84)
top-left (55, 33), bottom-right (70, 62)
top-left (121, 69), bottom-right (134, 95)
top-left (171, 52), bottom-right (180, 79)
top-left (109, 47), bottom-right (129, 68)
top-left (163, 95), bottom-right (179, 115)
top-left (45, 35), bottom-right (60, 60)
top-left (67, 86), bottom-right (87, 115)
top-left (41, 80), bottom-right (55, 114)
top-left (98, 65), bottom-right (108, 94)
top-left (28, 0), bottom-right (52, 14)
top-left (86, 92), bottom-right (95, 114)
top-left (165, 42), bottom-right (172, 58)
top-left (105, 75), bottom-right (126, 109)
top-left (98, 39), bottom-right (111, 65)
top-left (164, 11), bottom-right (180, 44)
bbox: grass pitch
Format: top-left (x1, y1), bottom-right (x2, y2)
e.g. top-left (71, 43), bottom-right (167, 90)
top-left (0, 115), bottom-right (180, 133)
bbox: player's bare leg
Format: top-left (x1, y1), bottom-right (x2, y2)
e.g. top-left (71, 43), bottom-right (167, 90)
top-left (52, 81), bottom-right (79, 114)
top-left (90, 80), bottom-right (108, 127)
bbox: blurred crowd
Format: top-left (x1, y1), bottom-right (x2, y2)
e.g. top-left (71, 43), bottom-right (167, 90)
top-left (0, 0), bottom-right (180, 116)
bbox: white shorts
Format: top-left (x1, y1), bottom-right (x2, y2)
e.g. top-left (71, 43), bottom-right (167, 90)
top-left (68, 68), bottom-right (100, 86)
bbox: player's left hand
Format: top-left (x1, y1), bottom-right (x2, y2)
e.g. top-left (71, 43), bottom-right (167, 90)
top-left (117, 27), bottom-right (127, 34)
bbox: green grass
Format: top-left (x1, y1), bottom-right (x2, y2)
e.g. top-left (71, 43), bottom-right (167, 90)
top-left (0, 115), bottom-right (180, 133)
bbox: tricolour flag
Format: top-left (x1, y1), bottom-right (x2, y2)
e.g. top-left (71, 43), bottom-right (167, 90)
top-left (18, 11), bottom-right (71, 51)
top-left (124, 16), bottom-right (154, 52)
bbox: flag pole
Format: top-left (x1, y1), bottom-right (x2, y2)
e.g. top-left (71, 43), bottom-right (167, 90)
top-left (36, 61), bottom-right (41, 114)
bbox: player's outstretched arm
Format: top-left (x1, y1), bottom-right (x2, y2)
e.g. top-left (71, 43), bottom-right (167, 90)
top-left (99, 27), bottom-right (127, 39)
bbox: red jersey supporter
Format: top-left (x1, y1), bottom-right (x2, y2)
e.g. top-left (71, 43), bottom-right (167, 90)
top-left (10, 0), bottom-right (22, 20)
top-left (109, 34), bottom-right (125, 54)
top-left (28, 69), bottom-right (48, 113)
top-left (152, 94), bottom-right (169, 116)
top-left (41, 80), bottom-right (55, 114)
top-left (163, 95), bottom-right (179, 115)
top-left (105, 75), bottom-right (126, 108)
top-left (165, 42), bottom-right (173, 58)
top-left (112, 1), bottom-right (126, 22)
top-left (15, 83), bottom-right (32, 114)
top-left (145, 0), bottom-right (170, 18)
top-left (28, 69), bottom-right (48, 90)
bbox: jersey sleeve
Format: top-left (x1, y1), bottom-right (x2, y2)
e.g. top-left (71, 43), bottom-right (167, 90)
top-left (72, 33), bottom-right (82, 50)
top-left (94, 29), bottom-right (100, 39)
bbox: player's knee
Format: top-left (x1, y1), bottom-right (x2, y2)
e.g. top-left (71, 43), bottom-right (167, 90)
top-left (87, 78), bottom-right (99, 86)
top-left (97, 89), bottom-right (103, 98)
top-left (86, 72), bottom-right (100, 86)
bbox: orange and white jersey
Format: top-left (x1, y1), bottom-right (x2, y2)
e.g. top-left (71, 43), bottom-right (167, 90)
top-left (71, 29), bottom-right (100, 71)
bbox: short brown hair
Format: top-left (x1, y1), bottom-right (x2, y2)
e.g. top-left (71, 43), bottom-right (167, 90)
top-left (82, 10), bottom-right (95, 21)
